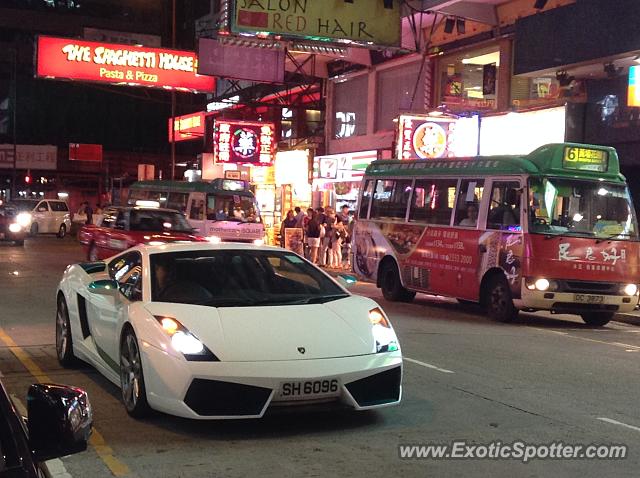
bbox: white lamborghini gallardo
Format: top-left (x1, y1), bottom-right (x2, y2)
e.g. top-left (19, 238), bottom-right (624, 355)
top-left (55, 243), bottom-right (402, 419)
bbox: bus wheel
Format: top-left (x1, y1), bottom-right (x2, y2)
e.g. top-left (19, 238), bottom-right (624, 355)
top-left (380, 262), bottom-right (415, 302)
top-left (485, 275), bottom-right (518, 323)
top-left (580, 312), bottom-right (613, 327)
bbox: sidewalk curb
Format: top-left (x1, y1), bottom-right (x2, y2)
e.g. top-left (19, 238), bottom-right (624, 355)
top-left (613, 313), bottom-right (640, 327)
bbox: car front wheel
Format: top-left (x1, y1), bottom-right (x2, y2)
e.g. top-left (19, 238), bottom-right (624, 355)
top-left (485, 274), bottom-right (519, 322)
top-left (56, 296), bottom-right (77, 367)
top-left (120, 327), bottom-right (151, 418)
top-left (581, 312), bottom-right (613, 327)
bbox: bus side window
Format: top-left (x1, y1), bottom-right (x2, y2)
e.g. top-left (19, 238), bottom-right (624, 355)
top-left (358, 180), bottom-right (375, 219)
top-left (370, 180), bottom-right (412, 220)
top-left (167, 193), bottom-right (189, 213)
top-left (454, 179), bottom-right (484, 227)
top-left (487, 181), bottom-right (521, 231)
top-left (410, 179), bottom-right (457, 225)
top-left (189, 199), bottom-right (204, 221)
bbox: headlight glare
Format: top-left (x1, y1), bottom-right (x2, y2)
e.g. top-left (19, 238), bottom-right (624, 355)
top-left (8, 223), bottom-right (21, 233)
top-left (623, 284), bottom-right (638, 296)
top-left (171, 331), bottom-right (205, 355)
top-left (16, 212), bottom-right (31, 227)
top-left (534, 278), bottom-right (550, 291)
top-left (368, 308), bottom-right (389, 327)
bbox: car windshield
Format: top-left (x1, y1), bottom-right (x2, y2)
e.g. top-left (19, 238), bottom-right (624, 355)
top-left (129, 209), bottom-right (193, 233)
top-left (206, 194), bottom-right (261, 223)
top-left (150, 250), bottom-right (347, 306)
top-left (529, 177), bottom-right (639, 240)
top-left (10, 200), bottom-right (38, 211)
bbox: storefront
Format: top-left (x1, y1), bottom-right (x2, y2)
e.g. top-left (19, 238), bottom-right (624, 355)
top-left (312, 150), bottom-right (378, 211)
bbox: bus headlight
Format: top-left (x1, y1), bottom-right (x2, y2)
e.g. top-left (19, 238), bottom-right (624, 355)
top-left (525, 277), bottom-right (558, 291)
top-left (622, 284), bottom-right (638, 296)
top-left (8, 223), bottom-right (21, 233)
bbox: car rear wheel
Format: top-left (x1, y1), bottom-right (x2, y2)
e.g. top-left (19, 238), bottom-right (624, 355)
top-left (56, 296), bottom-right (77, 367)
top-left (484, 274), bottom-right (519, 323)
top-left (380, 261), bottom-right (416, 302)
top-left (57, 224), bottom-right (66, 238)
top-left (30, 223), bottom-right (38, 235)
top-left (120, 327), bottom-right (151, 418)
top-left (581, 312), bottom-right (613, 327)
top-left (88, 243), bottom-right (99, 261)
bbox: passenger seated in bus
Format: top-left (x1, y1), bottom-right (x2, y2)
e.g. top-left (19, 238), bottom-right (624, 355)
top-left (458, 203), bottom-right (479, 227)
top-left (489, 188), bottom-right (520, 228)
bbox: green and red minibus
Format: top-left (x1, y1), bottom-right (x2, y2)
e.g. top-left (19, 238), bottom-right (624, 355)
top-left (353, 143), bottom-right (639, 326)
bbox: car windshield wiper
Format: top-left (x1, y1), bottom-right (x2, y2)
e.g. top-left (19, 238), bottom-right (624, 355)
top-left (296, 294), bottom-right (350, 305)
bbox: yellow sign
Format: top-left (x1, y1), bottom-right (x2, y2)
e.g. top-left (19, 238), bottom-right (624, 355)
top-left (232, 0), bottom-right (400, 46)
top-left (563, 147), bottom-right (608, 172)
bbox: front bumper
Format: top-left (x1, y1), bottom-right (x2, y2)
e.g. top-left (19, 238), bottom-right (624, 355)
top-left (519, 284), bottom-right (637, 314)
top-left (139, 342), bottom-right (402, 419)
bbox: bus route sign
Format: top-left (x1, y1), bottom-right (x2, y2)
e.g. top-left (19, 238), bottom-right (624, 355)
top-left (563, 147), bottom-right (608, 172)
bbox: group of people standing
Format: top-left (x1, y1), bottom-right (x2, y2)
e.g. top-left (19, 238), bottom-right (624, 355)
top-left (280, 204), bottom-right (354, 269)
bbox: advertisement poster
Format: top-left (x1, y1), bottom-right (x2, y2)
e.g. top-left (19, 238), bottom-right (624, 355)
top-left (285, 228), bottom-right (304, 255)
top-left (214, 120), bottom-right (276, 166)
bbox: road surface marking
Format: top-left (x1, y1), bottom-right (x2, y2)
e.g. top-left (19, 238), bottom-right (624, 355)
top-left (597, 417), bottom-right (640, 433)
top-left (11, 394), bottom-right (73, 478)
top-left (404, 357), bottom-right (455, 374)
top-left (0, 326), bottom-right (131, 477)
top-left (530, 327), bottom-right (640, 351)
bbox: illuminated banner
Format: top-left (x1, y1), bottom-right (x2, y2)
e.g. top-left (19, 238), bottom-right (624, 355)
top-left (629, 65), bottom-right (640, 107)
top-left (168, 112), bottom-right (206, 142)
top-left (214, 120), bottom-right (276, 166)
top-left (396, 115), bottom-right (479, 160)
top-left (231, 0), bottom-right (400, 46)
top-left (69, 143), bottom-right (102, 162)
top-left (36, 36), bottom-right (215, 93)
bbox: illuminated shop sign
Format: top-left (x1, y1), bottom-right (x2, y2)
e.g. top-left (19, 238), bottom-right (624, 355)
top-left (396, 115), bottom-right (479, 160)
top-left (36, 36), bottom-right (215, 93)
top-left (231, 0), bottom-right (400, 46)
top-left (168, 112), bottom-right (206, 142)
top-left (214, 120), bottom-right (276, 165)
top-left (629, 65), bottom-right (640, 107)
top-left (313, 150), bottom-right (377, 182)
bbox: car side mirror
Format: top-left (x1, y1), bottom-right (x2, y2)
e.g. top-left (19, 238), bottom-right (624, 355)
top-left (88, 279), bottom-right (119, 296)
top-left (28, 383), bottom-right (92, 462)
top-left (336, 274), bottom-right (357, 289)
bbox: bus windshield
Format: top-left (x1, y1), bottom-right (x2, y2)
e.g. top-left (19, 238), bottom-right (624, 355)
top-left (206, 194), bottom-right (260, 223)
top-left (529, 177), bottom-right (639, 240)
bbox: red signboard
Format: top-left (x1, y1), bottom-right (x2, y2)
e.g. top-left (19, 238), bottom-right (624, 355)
top-left (214, 120), bottom-right (276, 166)
top-left (69, 143), bottom-right (102, 162)
top-left (168, 112), bottom-right (206, 142)
top-left (36, 36), bottom-right (215, 93)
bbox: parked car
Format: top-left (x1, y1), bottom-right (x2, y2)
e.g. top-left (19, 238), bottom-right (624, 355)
top-left (56, 242), bottom-right (402, 419)
top-left (11, 199), bottom-right (72, 238)
top-left (78, 206), bottom-right (205, 261)
top-left (0, 379), bottom-right (92, 477)
top-left (0, 203), bottom-right (28, 246)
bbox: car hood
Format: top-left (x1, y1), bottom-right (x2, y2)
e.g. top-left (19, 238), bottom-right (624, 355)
top-left (143, 295), bottom-right (382, 361)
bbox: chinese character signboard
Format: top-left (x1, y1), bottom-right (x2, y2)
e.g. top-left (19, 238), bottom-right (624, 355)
top-left (168, 112), bottom-right (206, 142)
top-left (313, 150), bottom-right (377, 182)
top-left (396, 114), bottom-right (479, 160)
top-left (36, 36), bottom-right (215, 93)
top-left (0, 145), bottom-right (57, 170)
top-left (231, 0), bottom-right (400, 47)
top-left (214, 120), bottom-right (276, 166)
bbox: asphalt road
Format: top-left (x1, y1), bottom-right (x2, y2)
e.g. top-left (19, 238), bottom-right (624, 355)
top-left (1, 236), bottom-right (640, 477)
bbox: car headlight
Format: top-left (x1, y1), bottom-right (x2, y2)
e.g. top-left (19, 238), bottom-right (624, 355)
top-left (154, 316), bottom-right (218, 361)
top-left (369, 308), bottom-right (399, 353)
top-left (8, 223), bottom-right (21, 233)
top-left (16, 212), bottom-right (31, 228)
top-left (622, 284), bottom-right (638, 296)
